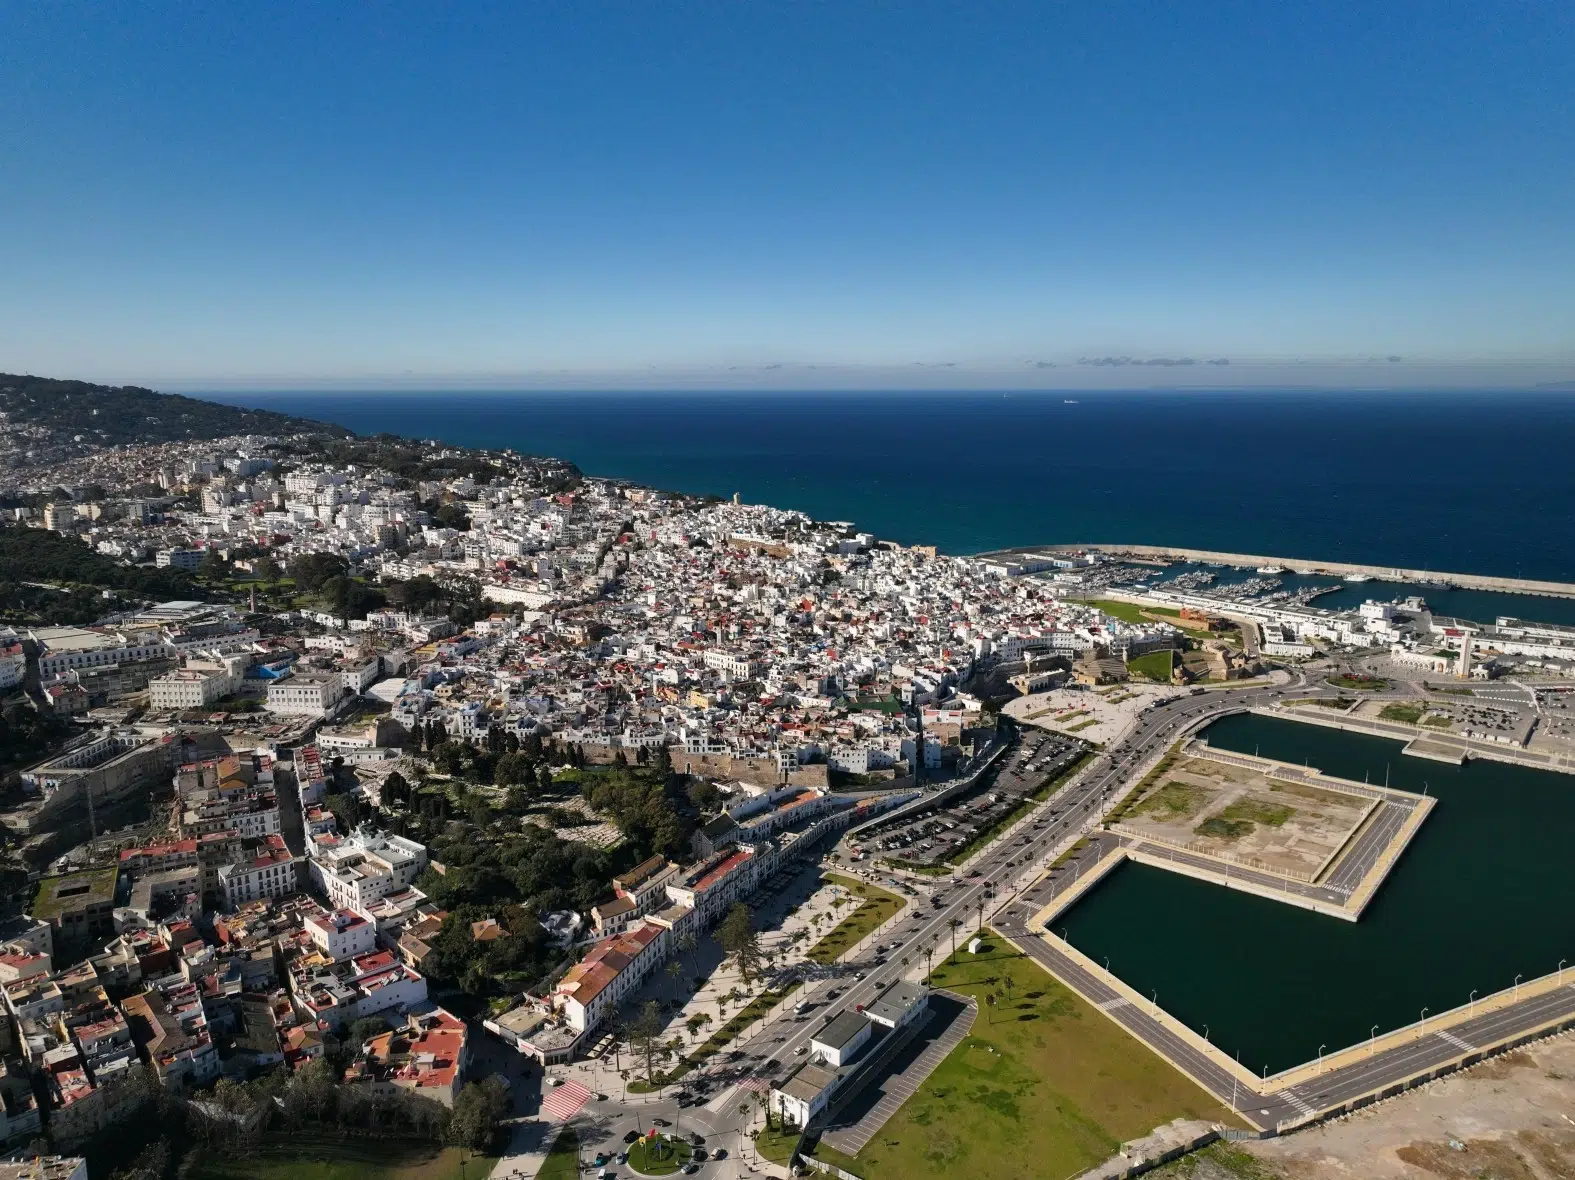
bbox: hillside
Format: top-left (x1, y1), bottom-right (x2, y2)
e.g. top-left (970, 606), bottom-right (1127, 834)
top-left (0, 373), bottom-right (350, 457)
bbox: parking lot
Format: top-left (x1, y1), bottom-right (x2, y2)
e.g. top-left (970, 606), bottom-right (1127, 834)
top-left (854, 734), bottom-right (1085, 869)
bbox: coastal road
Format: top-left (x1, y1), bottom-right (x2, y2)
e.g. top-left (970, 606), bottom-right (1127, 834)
top-left (682, 676), bottom-right (1310, 1123)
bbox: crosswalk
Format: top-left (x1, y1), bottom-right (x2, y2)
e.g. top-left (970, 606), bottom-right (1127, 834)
top-left (1096, 997), bottom-right (1130, 1012)
top-left (540, 1079), bottom-right (593, 1122)
top-left (1436, 1030), bottom-right (1476, 1052)
top-left (1278, 1087), bottom-right (1318, 1118)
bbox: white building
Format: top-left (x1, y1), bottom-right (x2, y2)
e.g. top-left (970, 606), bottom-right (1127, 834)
top-left (266, 672), bottom-right (342, 717)
top-left (148, 663), bottom-right (241, 710)
top-left (304, 909), bottom-right (377, 962)
top-left (309, 830), bottom-right (429, 914)
top-left (217, 836), bottom-right (298, 909)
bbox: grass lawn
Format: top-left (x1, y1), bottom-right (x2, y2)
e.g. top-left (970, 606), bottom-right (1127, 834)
top-left (754, 1126), bottom-right (802, 1164)
top-left (537, 1129), bottom-right (581, 1180)
top-left (1378, 703), bottom-right (1424, 724)
top-left (627, 1134), bottom-right (694, 1176)
top-left (1126, 650), bottom-right (1175, 683)
top-left (193, 1133), bottom-right (496, 1180)
top-left (1078, 598), bottom-right (1153, 624)
top-left (1218, 800), bottom-right (1294, 827)
top-left (1134, 780), bottom-right (1207, 820)
top-left (1327, 675), bottom-right (1389, 691)
top-left (807, 876), bottom-right (905, 963)
top-left (810, 935), bottom-right (1236, 1180)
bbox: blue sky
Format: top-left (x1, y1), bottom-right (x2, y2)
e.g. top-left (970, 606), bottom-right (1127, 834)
top-left (2, 2), bottom-right (1572, 387)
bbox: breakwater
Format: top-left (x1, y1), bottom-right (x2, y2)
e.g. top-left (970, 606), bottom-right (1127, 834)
top-left (1010, 544), bottom-right (1575, 600)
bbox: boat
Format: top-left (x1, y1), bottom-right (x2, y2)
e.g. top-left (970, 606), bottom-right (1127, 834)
top-left (1344, 573), bottom-right (1373, 583)
top-left (1256, 565), bottom-right (1287, 575)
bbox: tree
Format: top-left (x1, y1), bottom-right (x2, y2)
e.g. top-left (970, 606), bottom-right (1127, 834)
top-left (717, 903), bottom-right (764, 984)
top-left (629, 1000), bottom-right (667, 1083)
top-left (383, 770), bottom-right (410, 805)
top-left (949, 917), bottom-right (963, 958)
top-left (448, 1075), bottom-right (509, 1151)
top-left (985, 992), bottom-right (997, 1024)
top-left (198, 548), bottom-right (231, 580)
top-left (348, 1015), bottom-right (391, 1048)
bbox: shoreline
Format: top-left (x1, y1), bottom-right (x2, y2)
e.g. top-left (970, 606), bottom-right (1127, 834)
top-left (984, 542), bottom-right (1575, 601)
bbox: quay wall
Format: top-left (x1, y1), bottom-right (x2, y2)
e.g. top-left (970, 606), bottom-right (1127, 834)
top-left (1255, 706), bottom-right (1575, 776)
top-left (1002, 544), bottom-right (1575, 601)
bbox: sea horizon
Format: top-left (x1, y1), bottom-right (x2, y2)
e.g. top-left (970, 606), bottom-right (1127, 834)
top-left (202, 387), bottom-right (1575, 589)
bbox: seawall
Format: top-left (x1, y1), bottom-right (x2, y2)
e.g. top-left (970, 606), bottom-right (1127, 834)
top-left (995, 544), bottom-right (1575, 601)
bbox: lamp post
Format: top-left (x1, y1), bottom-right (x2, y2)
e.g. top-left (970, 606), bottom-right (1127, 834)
top-left (1418, 1008), bottom-right (1428, 1039)
top-left (1468, 991), bottom-right (1476, 1018)
top-left (1561, 960), bottom-right (1568, 986)
top-left (1515, 974), bottom-right (1523, 1002)
top-left (1151, 988), bottom-right (1159, 1017)
top-left (1369, 1025), bottom-right (1379, 1057)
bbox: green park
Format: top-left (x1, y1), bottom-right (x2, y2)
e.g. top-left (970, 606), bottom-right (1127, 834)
top-left (807, 934), bottom-right (1235, 1180)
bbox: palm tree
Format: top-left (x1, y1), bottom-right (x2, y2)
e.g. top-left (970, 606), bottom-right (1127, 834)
top-left (948, 917), bottom-right (963, 958)
top-left (985, 992), bottom-right (997, 1024)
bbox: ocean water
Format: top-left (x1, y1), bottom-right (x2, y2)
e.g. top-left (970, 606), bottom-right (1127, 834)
top-left (203, 389), bottom-right (1575, 584)
top-left (1060, 713), bottom-right (1575, 1073)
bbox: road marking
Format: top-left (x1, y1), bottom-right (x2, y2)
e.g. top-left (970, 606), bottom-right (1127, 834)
top-left (1096, 997), bottom-right (1130, 1012)
top-left (540, 1078), bottom-right (592, 1121)
top-left (1279, 1088), bottom-right (1318, 1117)
top-left (1436, 1030), bottom-right (1476, 1052)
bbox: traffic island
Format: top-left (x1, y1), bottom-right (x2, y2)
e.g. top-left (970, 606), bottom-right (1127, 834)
top-left (626, 1134), bottom-right (695, 1176)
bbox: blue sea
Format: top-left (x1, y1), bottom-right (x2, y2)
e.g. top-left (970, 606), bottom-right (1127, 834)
top-left (202, 388), bottom-right (1575, 622)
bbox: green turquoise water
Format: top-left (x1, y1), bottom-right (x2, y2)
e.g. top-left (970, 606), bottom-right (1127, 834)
top-left (1057, 713), bottom-right (1575, 1075)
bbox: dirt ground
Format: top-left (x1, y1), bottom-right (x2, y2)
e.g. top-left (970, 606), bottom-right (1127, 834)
top-left (1239, 1034), bottom-right (1575, 1179)
top-left (1117, 753), bottom-right (1372, 878)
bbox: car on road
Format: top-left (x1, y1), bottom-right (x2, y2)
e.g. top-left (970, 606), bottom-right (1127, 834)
top-left (680, 1165), bottom-right (699, 1175)
top-left (689, 1134), bottom-right (706, 1146)
top-left (714, 1149), bottom-right (728, 1160)
top-left (653, 1118), bottom-right (672, 1127)
top-left (624, 1132), bottom-right (642, 1144)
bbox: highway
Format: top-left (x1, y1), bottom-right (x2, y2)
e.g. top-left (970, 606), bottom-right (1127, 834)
top-left (563, 660), bottom-right (1575, 1157)
top-left (691, 676), bottom-right (1307, 1119)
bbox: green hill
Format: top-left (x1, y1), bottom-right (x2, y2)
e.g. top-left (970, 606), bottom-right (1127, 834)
top-left (0, 373), bottom-right (349, 451)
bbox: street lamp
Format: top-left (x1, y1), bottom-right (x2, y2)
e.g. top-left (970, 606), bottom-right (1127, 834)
top-left (1369, 1025), bottom-right (1379, 1057)
top-left (1316, 1044), bottom-right (1325, 1072)
top-left (1468, 991), bottom-right (1476, 1018)
top-left (1514, 974), bottom-right (1523, 1001)
top-left (1418, 1008), bottom-right (1428, 1038)
top-left (1151, 988), bottom-right (1159, 1017)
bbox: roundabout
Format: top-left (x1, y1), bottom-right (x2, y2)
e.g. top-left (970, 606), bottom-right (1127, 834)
top-left (626, 1133), bottom-right (695, 1176)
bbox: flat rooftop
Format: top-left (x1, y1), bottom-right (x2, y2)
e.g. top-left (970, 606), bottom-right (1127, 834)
top-left (31, 867), bottom-right (119, 919)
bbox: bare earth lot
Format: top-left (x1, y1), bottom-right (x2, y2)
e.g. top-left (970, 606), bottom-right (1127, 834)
top-left (1117, 754), bottom-right (1373, 879)
top-left (1239, 1033), bottom-right (1575, 1179)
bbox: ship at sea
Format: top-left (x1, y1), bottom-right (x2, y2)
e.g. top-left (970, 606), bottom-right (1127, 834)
top-left (1256, 564), bottom-right (1287, 575)
top-left (1344, 573), bottom-right (1373, 583)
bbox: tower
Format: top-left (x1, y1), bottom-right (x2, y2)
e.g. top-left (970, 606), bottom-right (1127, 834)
top-left (1457, 635), bottom-right (1473, 680)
